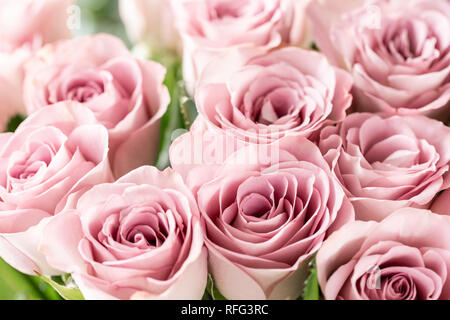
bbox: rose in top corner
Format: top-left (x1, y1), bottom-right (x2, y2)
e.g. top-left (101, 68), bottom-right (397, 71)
top-left (172, 0), bottom-right (312, 95)
top-left (0, 0), bottom-right (74, 131)
top-left (307, 0), bottom-right (450, 119)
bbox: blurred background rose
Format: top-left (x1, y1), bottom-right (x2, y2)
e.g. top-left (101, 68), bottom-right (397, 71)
top-left (75, 0), bottom-right (128, 43)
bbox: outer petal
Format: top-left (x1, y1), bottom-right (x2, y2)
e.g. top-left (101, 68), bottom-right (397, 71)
top-left (432, 189), bottom-right (450, 216)
top-left (39, 211), bottom-right (85, 274)
top-left (207, 244), bottom-right (267, 300)
top-left (131, 247), bottom-right (208, 300)
top-left (316, 220), bottom-right (377, 299)
top-left (0, 217), bottom-right (61, 275)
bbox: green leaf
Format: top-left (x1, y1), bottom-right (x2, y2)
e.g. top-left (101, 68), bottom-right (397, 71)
top-left (6, 114), bottom-right (26, 132)
top-left (180, 94), bottom-right (198, 129)
top-left (30, 277), bottom-right (62, 300)
top-left (202, 288), bottom-right (212, 300)
top-left (0, 259), bottom-right (45, 300)
top-left (303, 258), bottom-right (320, 300)
top-left (311, 42), bottom-right (320, 52)
top-left (206, 274), bottom-right (227, 300)
top-left (38, 274), bottom-right (84, 300)
top-left (152, 52), bottom-right (186, 170)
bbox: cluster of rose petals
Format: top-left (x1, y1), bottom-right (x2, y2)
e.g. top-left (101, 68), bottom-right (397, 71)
top-left (23, 34), bottom-right (170, 177)
top-left (319, 113), bottom-right (450, 221)
top-left (307, 0), bottom-right (450, 118)
top-left (172, 0), bottom-right (311, 94)
top-left (0, 102), bottom-right (113, 275)
top-left (171, 130), bottom-right (354, 300)
top-left (195, 47), bottom-right (353, 144)
top-left (317, 208), bottom-right (450, 300)
top-left (40, 166), bottom-right (207, 300)
top-left (0, 0), bottom-right (74, 130)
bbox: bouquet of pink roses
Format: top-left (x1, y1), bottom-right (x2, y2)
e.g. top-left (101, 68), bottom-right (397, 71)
top-left (0, 0), bottom-right (449, 301)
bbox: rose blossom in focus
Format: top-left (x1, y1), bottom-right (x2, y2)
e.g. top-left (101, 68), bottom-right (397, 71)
top-left (317, 208), bottom-right (450, 300)
top-left (319, 113), bottom-right (450, 221)
top-left (0, 0), bottom-right (74, 131)
top-left (119, 0), bottom-right (181, 52)
top-left (172, 0), bottom-right (312, 95)
top-left (40, 166), bottom-right (207, 300)
top-left (194, 46), bottom-right (353, 143)
top-left (0, 102), bottom-right (113, 275)
top-left (307, 0), bottom-right (450, 119)
top-left (23, 34), bottom-right (170, 178)
top-left (170, 132), bottom-right (354, 300)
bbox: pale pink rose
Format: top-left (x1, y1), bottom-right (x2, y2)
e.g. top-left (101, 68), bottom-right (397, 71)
top-left (173, 0), bottom-right (311, 94)
top-left (23, 34), bottom-right (170, 178)
top-left (194, 47), bottom-right (353, 144)
top-left (119, 0), bottom-right (181, 52)
top-left (0, 0), bottom-right (74, 131)
top-left (319, 113), bottom-right (450, 221)
top-left (40, 166), bottom-right (207, 300)
top-left (307, 0), bottom-right (450, 119)
top-left (0, 0), bottom-right (73, 48)
top-left (317, 208), bottom-right (450, 300)
top-left (171, 131), bottom-right (354, 300)
top-left (0, 102), bottom-right (113, 275)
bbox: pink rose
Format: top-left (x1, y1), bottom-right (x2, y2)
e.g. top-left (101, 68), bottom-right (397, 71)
top-left (307, 0), bottom-right (450, 118)
top-left (0, 0), bottom-right (73, 48)
top-left (0, 102), bottom-right (113, 275)
top-left (194, 47), bottom-right (353, 143)
top-left (0, 0), bottom-right (74, 130)
top-left (173, 0), bottom-right (311, 94)
top-left (319, 113), bottom-right (450, 221)
top-left (119, 0), bottom-right (181, 52)
top-left (171, 131), bottom-right (354, 300)
top-left (317, 208), bottom-right (450, 300)
top-left (23, 34), bottom-right (170, 178)
top-left (40, 166), bottom-right (207, 300)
